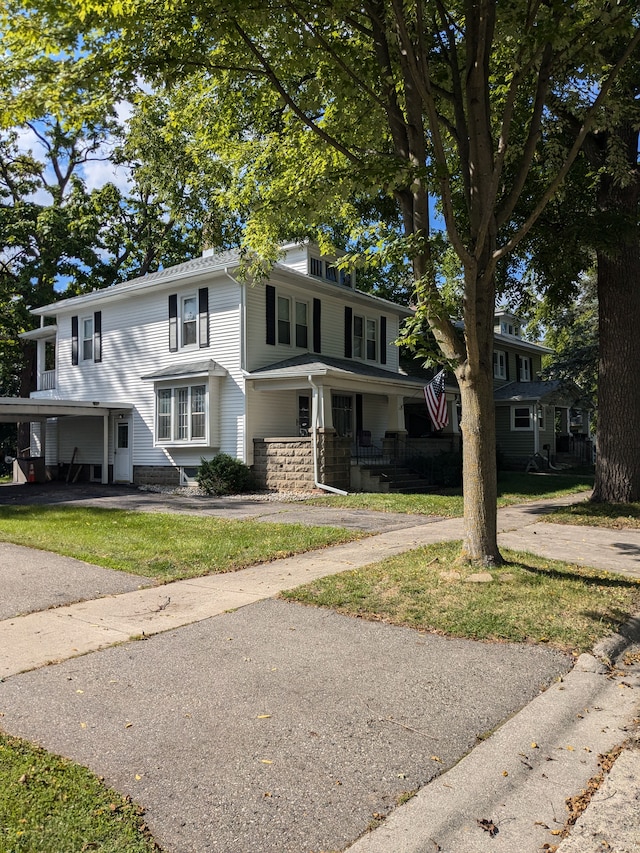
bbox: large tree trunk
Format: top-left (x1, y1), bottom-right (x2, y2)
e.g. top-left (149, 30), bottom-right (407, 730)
top-left (593, 241), bottom-right (640, 502)
top-left (458, 369), bottom-right (501, 563)
top-left (592, 124), bottom-right (640, 503)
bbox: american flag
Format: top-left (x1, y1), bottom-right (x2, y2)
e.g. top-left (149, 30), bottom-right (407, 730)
top-left (424, 370), bottom-right (449, 430)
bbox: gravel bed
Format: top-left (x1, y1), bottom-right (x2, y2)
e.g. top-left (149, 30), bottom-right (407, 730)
top-left (137, 485), bottom-right (318, 502)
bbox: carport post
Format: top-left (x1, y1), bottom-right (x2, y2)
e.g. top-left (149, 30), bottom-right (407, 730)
top-left (102, 413), bottom-right (109, 484)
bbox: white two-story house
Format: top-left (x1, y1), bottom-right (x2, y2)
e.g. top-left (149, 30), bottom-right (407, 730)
top-left (6, 243), bottom-right (461, 491)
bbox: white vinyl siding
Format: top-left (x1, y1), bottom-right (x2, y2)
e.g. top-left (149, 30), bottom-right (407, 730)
top-left (52, 275), bottom-right (243, 467)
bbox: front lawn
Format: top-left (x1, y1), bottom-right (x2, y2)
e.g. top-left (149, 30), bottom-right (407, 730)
top-left (0, 733), bottom-right (159, 853)
top-left (280, 541), bottom-right (639, 654)
top-left (0, 505), bottom-right (360, 581)
top-left (546, 501), bottom-right (640, 529)
top-left (303, 471), bottom-right (593, 517)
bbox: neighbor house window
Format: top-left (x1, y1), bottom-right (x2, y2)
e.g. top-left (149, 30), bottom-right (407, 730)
top-left (182, 295), bottom-right (198, 346)
top-left (493, 350), bottom-right (506, 379)
top-left (512, 405), bottom-right (534, 431)
top-left (157, 384), bottom-right (207, 443)
top-left (518, 356), bottom-right (532, 382)
top-left (325, 262), bottom-right (338, 282)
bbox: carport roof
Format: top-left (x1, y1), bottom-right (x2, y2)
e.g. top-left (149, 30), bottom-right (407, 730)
top-left (0, 398), bottom-right (133, 422)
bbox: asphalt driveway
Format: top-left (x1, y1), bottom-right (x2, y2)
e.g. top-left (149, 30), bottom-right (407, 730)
top-left (0, 598), bottom-right (571, 853)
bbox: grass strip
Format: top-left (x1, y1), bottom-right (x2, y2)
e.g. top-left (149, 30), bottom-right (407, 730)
top-left (0, 733), bottom-right (159, 853)
top-left (302, 472), bottom-right (594, 517)
top-left (545, 501), bottom-right (640, 529)
top-left (280, 541), bottom-right (640, 654)
top-left (0, 505), bottom-right (360, 581)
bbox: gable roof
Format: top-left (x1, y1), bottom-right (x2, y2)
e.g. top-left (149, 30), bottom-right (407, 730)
top-left (30, 248), bottom-right (411, 318)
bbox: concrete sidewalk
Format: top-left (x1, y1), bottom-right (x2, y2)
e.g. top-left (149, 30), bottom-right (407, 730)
top-left (0, 490), bottom-right (639, 852)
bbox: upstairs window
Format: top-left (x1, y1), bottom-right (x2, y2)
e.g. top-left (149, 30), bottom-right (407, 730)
top-left (169, 289), bottom-right (209, 352)
top-left (493, 350), bottom-right (506, 379)
top-left (277, 295), bottom-right (291, 345)
top-left (518, 355), bottom-right (532, 382)
top-left (325, 262), bottom-right (338, 282)
top-left (347, 311), bottom-right (379, 362)
top-left (295, 301), bottom-right (308, 348)
top-left (182, 296), bottom-right (198, 346)
top-left (310, 257), bottom-right (323, 277)
top-left (366, 319), bottom-right (377, 360)
top-left (71, 311), bottom-right (102, 365)
top-left (353, 315), bottom-right (364, 358)
top-left (82, 317), bottom-right (94, 361)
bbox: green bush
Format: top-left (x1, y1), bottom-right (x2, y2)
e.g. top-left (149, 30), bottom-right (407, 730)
top-left (197, 454), bottom-right (255, 495)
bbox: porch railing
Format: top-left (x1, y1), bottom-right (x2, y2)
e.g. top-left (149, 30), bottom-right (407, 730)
top-left (353, 432), bottom-right (461, 487)
top-left (39, 369), bottom-right (56, 391)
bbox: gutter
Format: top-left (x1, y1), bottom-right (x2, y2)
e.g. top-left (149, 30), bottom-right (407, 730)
top-left (308, 375), bottom-right (348, 496)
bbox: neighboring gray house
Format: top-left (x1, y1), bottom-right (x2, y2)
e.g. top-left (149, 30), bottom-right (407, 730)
top-left (491, 312), bottom-right (592, 468)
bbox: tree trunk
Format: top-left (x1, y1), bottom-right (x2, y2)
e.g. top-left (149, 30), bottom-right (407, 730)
top-left (593, 241), bottom-right (640, 502)
top-left (458, 369), bottom-right (501, 563)
top-left (592, 123), bottom-right (640, 503)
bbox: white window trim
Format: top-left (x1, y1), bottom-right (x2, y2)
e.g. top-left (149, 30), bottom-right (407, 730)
top-left (155, 382), bottom-right (209, 445)
top-left (493, 349), bottom-right (506, 380)
top-left (81, 316), bottom-right (94, 362)
top-left (353, 314), bottom-right (378, 363)
top-left (275, 290), bottom-right (310, 349)
top-left (511, 405), bottom-right (534, 431)
top-left (181, 294), bottom-right (199, 349)
top-left (519, 357), bottom-right (532, 382)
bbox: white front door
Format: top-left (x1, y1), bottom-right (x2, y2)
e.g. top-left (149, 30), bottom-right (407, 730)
top-left (113, 418), bottom-right (132, 482)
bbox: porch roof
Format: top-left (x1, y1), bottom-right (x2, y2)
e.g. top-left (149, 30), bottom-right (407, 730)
top-left (246, 353), bottom-right (426, 393)
top-left (493, 380), bottom-right (589, 408)
top-left (0, 398), bottom-right (133, 423)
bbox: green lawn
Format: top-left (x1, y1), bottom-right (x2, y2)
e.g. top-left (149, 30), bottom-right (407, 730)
top-left (281, 541), bottom-right (640, 654)
top-left (303, 471), bottom-right (594, 517)
top-left (0, 505), bottom-right (360, 581)
top-left (0, 733), bottom-right (159, 853)
top-left (546, 501), bottom-right (640, 529)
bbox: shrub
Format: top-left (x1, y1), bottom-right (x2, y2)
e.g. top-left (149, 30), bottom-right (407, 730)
top-left (197, 454), bottom-right (255, 496)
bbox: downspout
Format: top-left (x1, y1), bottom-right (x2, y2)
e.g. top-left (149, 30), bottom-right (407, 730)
top-left (308, 375), bottom-right (348, 496)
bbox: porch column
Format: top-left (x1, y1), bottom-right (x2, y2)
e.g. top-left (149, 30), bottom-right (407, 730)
top-left (102, 413), bottom-right (109, 484)
top-left (311, 382), bottom-right (334, 431)
top-left (35, 339), bottom-right (46, 392)
top-left (385, 395), bottom-right (407, 434)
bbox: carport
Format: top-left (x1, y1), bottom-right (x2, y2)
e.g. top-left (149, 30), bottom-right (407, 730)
top-left (0, 398), bottom-right (133, 485)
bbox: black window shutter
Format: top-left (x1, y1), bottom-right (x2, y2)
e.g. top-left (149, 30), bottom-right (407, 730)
top-left (168, 294), bottom-right (178, 352)
top-left (380, 315), bottom-right (387, 364)
top-left (344, 306), bottom-right (353, 358)
top-left (266, 285), bottom-right (276, 345)
top-left (93, 311), bottom-right (102, 363)
top-left (505, 352), bottom-right (510, 380)
top-left (313, 298), bottom-right (321, 353)
top-left (528, 356), bottom-right (533, 378)
top-left (71, 315), bottom-right (78, 365)
top-left (198, 287), bottom-right (209, 348)
top-left (516, 354), bottom-right (521, 380)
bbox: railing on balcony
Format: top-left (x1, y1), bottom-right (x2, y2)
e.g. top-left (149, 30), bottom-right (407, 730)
top-left (40, 369), bottom-right (56, 391)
